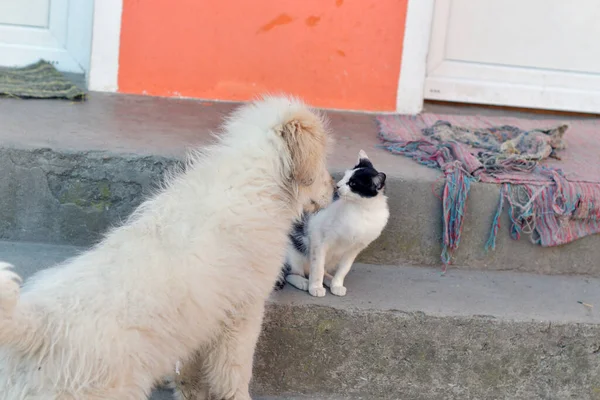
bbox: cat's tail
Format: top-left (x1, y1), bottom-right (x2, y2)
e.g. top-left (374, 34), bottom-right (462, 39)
top-left (0, 262), bottom-right (45, 354)
top-left (273, 262), bottom-right (292, 291)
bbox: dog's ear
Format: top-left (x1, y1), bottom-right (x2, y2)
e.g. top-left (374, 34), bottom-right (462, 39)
top-left (278, 114), bottom-right (327, 186)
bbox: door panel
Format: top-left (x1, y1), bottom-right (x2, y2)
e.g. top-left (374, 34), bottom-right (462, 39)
top-left (426, 0), bottom-right (600, 113)
top-left (0, 0), bottom-right (50, 27)
top-left (0, 0), bottom-right (92, 74)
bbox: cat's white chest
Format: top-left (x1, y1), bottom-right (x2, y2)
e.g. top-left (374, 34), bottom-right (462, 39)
top-left (317, 200), bottom-right (388, 273)
top-left (332, 201), bottom-right (389, 247)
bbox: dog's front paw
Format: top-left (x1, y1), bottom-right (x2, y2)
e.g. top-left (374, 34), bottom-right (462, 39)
top-left (309, 285), bottom-right (326, 297)
top-left (330, 285), bottom-right (347, 297)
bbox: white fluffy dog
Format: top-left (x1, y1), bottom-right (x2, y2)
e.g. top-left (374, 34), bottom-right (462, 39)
top-left (0, 95), bottom-right (334, 400)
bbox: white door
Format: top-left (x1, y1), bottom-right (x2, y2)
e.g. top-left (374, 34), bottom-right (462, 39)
top-left (425, 0), bottom-right (600, 114)
top-left (0, 0), bottom-right (94, 75)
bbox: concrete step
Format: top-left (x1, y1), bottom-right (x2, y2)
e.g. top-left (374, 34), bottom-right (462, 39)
top-left (150, 391), bottom-right (328, 400)
top-left (150, 390), bottom-right (343, 400)
top-left (2, 240), bottom-right (599, 400)
top-left (150, 390), bottom-right (331, 400)
top-left (1, 93), bottom-right (599, 277)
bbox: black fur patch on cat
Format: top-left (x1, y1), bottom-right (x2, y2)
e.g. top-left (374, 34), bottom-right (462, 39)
top-left (349, 162), bottom-right (386, 198)
top-left (289, 212), bottom-right (309, 256)
top-left (354, 157), bottom-right (374, 170)
top-left (332, 187), bottom-right (340, 201)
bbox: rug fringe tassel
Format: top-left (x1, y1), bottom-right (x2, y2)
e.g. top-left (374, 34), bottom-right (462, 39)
top-left (485, 184), bottom-right (507, 251)
top-left (440, 162), bottom-right (474, 268)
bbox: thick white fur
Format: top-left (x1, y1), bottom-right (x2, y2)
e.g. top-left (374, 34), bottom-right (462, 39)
top-left (285, 151), bottom-right (389, 297)
top-left (0, 95), bottom-right (333, 400)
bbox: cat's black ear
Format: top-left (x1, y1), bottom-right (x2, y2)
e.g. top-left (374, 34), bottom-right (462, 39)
top-left (373, 172), bottom-right (386, 190)
top-left (355, 149), bottom-right (373, 169)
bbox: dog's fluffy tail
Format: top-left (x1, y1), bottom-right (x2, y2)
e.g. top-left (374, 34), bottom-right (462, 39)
top-left (0, 262), bottom-right (42, 353)
top-left (0, 262), bottom-right (21, 314)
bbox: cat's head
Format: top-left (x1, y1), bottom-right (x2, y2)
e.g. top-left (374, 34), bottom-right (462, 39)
top-left (336, 150), bottom-right (386, 199)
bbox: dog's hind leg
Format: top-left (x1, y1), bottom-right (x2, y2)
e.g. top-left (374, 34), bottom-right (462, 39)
top-left (174, 383), bottom-right (209, 400)
top-left (203, 300), bottom-right (265, 400)
top-left (172, 353), bottom-right (210, 400)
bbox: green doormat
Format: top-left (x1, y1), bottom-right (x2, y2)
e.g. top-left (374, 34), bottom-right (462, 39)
top-left (0, 60), bottom-right (86, 101)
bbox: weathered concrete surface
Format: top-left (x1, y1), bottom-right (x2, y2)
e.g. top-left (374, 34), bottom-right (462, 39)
top-left (365, 179), bottom-right (600, 276)
top-left (257, 265), bottom-right (600, 400)
top-left (256, 306), bottom-right (600, 400)
top-left (149, 390), bottom-right (347, 400)
top-left (0, 148), bottom-right (175, 246)
top-left (149, 389), bottom-right (327, 400)
top-left (149, 390), bottom-right (324, 400)
top-left (1, 94), bottom-right (599, 275)
top-left (4, 241), bottom-right (600, 400)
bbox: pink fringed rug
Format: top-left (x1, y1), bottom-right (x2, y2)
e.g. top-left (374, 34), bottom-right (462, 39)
top-left (377, 113), bottom-right (600, 266)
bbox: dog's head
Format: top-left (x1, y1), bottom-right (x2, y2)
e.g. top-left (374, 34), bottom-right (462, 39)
top-left (273, 98), bottom-right (335, 213)
top-left (336, 150), bottom-right (386, 200)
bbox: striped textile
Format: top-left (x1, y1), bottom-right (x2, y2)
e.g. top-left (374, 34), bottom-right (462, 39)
top-left (0, 60), bottom-right (86, 100)
top-left (377, 113), bottom-right (600, 264)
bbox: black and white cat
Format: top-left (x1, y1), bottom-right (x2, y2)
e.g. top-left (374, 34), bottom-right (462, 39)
top-left (275, 150), bottom-right (389, 297)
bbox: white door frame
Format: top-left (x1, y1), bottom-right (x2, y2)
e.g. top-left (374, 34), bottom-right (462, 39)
top-left (88, 0), bottom-right (123, 92)
top-left (395, 0), bottom-right (435, 114)
top-left (0, 0), bottom-right (94, 75)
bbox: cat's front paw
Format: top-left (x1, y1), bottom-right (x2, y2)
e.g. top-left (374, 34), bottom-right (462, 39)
top-left (330, 285), bottom-right (347, 297)
top-left (285, 275), bottom-right (309, 291)
top-left (309, 285), bottom-right (327, 297)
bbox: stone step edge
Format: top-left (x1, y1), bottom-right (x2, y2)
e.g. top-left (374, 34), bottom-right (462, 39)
top-left (2, 239), bottom-right (598, 325)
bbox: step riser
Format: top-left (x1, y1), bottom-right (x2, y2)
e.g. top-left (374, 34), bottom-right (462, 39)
top-left (255, 304), bottom-right (600, 400)
top-left (369, 178), bottom-right (600, 275)
top-left (0, 148), bottom-right (175, 246)
top-left (2, 147), bottom-right (599, 276)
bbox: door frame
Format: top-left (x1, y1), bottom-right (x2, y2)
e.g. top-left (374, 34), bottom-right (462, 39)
top-left (0, 0), bottom-right (94, 75)
top-left (395, 0), bottom-right (435, 114)
top-left (88, 0), bottom-right (123, 92)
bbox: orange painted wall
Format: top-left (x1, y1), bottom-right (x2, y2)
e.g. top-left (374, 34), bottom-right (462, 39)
top-left (118, 0), bottom-right (408, 111)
